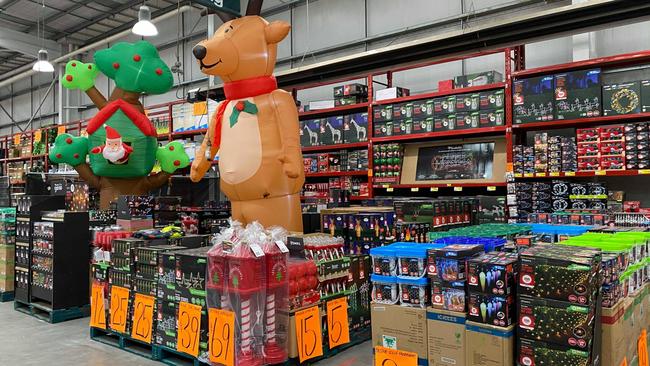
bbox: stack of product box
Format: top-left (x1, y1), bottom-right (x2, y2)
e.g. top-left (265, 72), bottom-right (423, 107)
top-left (393, 198), bottom-right (478, 234)
top-left (333, 83), bottom-right (368, 106)
top-left (321, 207), bottom-right (396, 254)
top-left (624, 122), bottom-right (650, 170)
top-left (514, 133), bottom-right (578, 175)
top-left (302, 150), bottom-right (368, 173)
top-left (0, 207), bottom-right (15, 296)
top-left (516, 245), bottom-right (602, 366)
top-left (300, 112), bottom-right (369, 147)
top-left (372, 143), bottom-right (404, 185)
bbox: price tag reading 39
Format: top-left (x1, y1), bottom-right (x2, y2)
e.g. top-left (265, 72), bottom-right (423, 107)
top-left (177, 302), bottom-right (202, 357)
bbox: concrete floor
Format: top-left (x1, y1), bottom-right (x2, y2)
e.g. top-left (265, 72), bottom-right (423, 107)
top-left (0, 302), bottom-right (372, 366)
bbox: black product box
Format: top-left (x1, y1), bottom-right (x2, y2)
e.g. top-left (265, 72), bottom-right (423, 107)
top-left (343, 113), bottom-right (368, 143)
top-left (641, 80), bottom-right (650, 112)
top-left (454, 70), bottom-right (502, 88)
top-left (111, 238), bottom-right (147, 258)
top-left (427, 244), bottom-right (484, 281)
top-left (171, 234), bottom-right (208, 249)
top-left (158, 252), bottom-right (179, 302)
top-left (117, 195), bottom-right (154, 219)
top-left (135, 263), bottom-right (158, 280)
top-left (430, 279), bottom-right (467, 312)
top-left (302, 119), bottom-right (321, 147)
top-left (518, 245), bottom-right (600, 304)
top-left (554, 69), bottom-right (602, 120)
top-left (518, 296), bottom-right (595, 350)
top-left (92, 263), bottom-right (110, 282)
top-left (394, 221), bottom-right (430, 243)
top-left (412, 99), bottom-right (434, 118)
top-left (174, 247), bottom-right (210, 308)
top-left (455, 93), bottom-right (480, 112)
top-left (155, 300), bottom-right (177, 348)
top-left (479, 109), bottom-right (505, 127)
top-left (467, 292), bottom-right (514, 327)
top-left (603, 81), bottom-right (641, 116)
top-left (467, 252), bottom-right (518, 295)
top-left (373, 104), bottom-right (393, 123)
top-left (455, 112), bottom-right (479, 130)
top-left (320, 116), bottom-right (345, 145)
top-left (373, 121), bottom-right (392, 138)
top-left (479, 89), bottom-right (505, 110)
top-left (348, 255), bottom-right (371, 330)
top-left (335, 96), bottom-right (366, 106)
top-left (109, 268), bottom-right (132, 289)
top-left (513, 75), bottom-right (555, 124)
top-left (411, 117), bottom-right (433, 134)
top-left (133, 277), bottom-right (157, 296)
top-left (392, 103), bottom-right (413, 120)
top-left (434, 114), bottom-right (456, 131)
top-left (434, 96), bottom-right (456, 114)
top-left (333, 83), bottom-right (368, 98)
top-left (133, 245), bottom-right (186, 266)
top-left (517, 338), bottom-right (592, 366)
top-left (391, 119), bottom-right (412, 136)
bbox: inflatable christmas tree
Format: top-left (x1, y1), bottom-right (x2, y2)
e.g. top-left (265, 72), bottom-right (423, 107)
top-left (50, 41), bottom-right (189, 208)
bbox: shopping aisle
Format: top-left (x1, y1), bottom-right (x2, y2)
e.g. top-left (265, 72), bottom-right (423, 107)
top-left (0, 302), bottom-right (372, 366)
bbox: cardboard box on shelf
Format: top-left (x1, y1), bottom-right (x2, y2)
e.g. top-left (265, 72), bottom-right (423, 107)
top-left (427, 308), bottom-right (466, 366)
top-left (344, 113), bottom-right (369, 143)
top-left (371, 303), bottom-right (428, 365)
top-left (375, 87), bottom-right (410, 101)
top-left (465, 322), bottom-right (514, 366)
top-left (373, 104), bottom-right (394, 123)
top-left (454, 71), bottom-right (503, 88)
top-left (554, 69), bottom-right (602, 120)
top-left (641, 79), bottom-right (650, 112)
top-left (434, 114), bottom-right (456, 132)
top-left (302, 119), bottom-right (322, 147)
top-left (321, 116), bottom-right (345, 145)
top-left (333, 83), bottom-right (368, 98)
top-left (513, 75), bottom-right (554, 124)
top-left (603, 81), bottom-right (641, 116)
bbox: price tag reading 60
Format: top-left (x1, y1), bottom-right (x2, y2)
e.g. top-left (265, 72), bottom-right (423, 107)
top-left (90, 283), bottom-right (106, 330)
top-left (208, 308), bottom-right (235, 366)
top-left (109, 286), bottom-right (129, 334)
top-left (374, 346), bottom-right (418, 366)
top-left (326, 297), bottom-right (350, 349)
top-left (295, 305), bottom-right (323, 363)
top-left (177, 302), bottom-right (202, 357)
top-left (131, 293), bottom-right (155, 344)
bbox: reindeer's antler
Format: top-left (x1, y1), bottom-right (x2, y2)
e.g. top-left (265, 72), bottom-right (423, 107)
top-left (245, 0), bottom-right (264, 16)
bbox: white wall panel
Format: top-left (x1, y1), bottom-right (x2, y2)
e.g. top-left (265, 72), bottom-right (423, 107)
top-left (367, 0), bottom-right (461, 36)
top-left (594, 21), bottom-right (650, 58)
top-left (267, 10), bottom-right (292, 60)
top-left (12, 94), bottom-right (31, 122)
top-left (391, 61), bottom-right (463, 94)
top-left (292, 0), bottom-right (365, 54)
top-left (463, 0), bottom-right (513, 10)
top-left (464, 53), bottom-right (505, 80)
top-left (524, 37), bottom-right (573, 69)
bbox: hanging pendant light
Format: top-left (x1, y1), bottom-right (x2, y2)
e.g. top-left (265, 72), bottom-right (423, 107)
top-left (32, 49), bottom-right (54, 72)
top-left (132, 5), bottom-right (158, 37)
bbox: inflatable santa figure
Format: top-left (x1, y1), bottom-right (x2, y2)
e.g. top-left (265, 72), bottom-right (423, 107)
top-left (91, 125), bottom-right (133, 164)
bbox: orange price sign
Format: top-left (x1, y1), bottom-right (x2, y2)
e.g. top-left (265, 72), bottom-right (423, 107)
top-left (326, 297), bottom-right (350, 349)
top-left (620, 357), bottom-right (628, 366)
top-left (177, 302), bottom-right (202, 357)
top-left (13, 134), bottom-right (20, 145)
top-left (33, 130), bottom-right (42, 142)
top-left (295, 305), bottom-right (323, 363)
top-left (109, 286), bottom-right (129, 334)
top-left (193, 101), bottom-right (208, 116)
top-left (638, 329), bottom-right (648, 366)
top-left (57, 125), bottom-right (66, 135)
top-left (208, 308), bottom-right (235, 366)
top-left (90, 283), bottom-right (106, 329)
top-left (131, 293), bottom-right (155, 344)
top-left (374, 346), bottom-right (418, 366)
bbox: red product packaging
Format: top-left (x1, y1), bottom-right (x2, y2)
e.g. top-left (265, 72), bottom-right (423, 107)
top-left (577, 143), bottom-right (600, 157)
top-left (438, 79), bottom-right (453, 92)
top-left (600, 155), bottom-right (625, 170)
top-left (624, 201), bottom-right (641, 212)
top-left (600, 125), bottom-right (625, 141)
top-left (577, 157), bottom-right (599, 171)
top-left (576, 128), bottom-right (599, 142)
top-left (600, 141), bottom-right (625, 155)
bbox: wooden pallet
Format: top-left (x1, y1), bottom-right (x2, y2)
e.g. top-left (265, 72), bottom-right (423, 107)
top-left (14, 299), bottom-right (90, 323)
top-left (0, 290), bottom-right (14, 302)
top-left (153, 345), bottom-right (210, 366)
top-left (90, 327), bottom-right (158, 360)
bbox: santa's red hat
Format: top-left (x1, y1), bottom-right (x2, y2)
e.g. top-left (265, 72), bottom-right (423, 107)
top-left (105, 125), bottom-right (121, 141)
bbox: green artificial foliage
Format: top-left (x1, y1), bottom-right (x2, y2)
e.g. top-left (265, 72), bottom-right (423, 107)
top-left (60, 61), bottom-right (99, 91)
top-left (94, 41), bottom-right (173, 95)
top-left (156, 141), bottom-right (190, 173)
top-left (48, 134), bottom-right (89, 166)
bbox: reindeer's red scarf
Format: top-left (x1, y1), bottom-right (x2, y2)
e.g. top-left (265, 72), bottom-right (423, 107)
top-left (211, 75), bottom-right (278, 148)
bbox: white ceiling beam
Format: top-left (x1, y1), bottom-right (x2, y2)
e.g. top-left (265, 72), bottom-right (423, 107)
top-left (0, 27), bottom-right (61, 59)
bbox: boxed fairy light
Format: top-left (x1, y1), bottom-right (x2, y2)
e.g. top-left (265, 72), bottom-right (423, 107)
top-left (513, 75), bottom-right (555, 124)
top-left (603, 81), bottom-right (641, 116)
top-left (554, 69), bottom-right (602, 120)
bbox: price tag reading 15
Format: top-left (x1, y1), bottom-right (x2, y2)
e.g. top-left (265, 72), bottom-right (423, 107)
top-left (295, 305), bottom-right (323, 363)
top-left (177, 302), bottom-right (202, 357)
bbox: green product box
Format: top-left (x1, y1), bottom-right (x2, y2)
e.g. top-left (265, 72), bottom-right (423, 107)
top-left (373, 121), bottom-right (393, 138)
top-left (391, 118), bottom-right (412, 136)
top-left (603, 81), bottom-right (641, 116)
top-left (641, 79), bottom-right (650, 112)
top-left (455, 112), bottom-right (479, 130)
top-left (454, 70), bottom-right (503, 88)
top-left (411, 117), bottom-right (434, 134)
top-left (455, 93), bottom-right (480, 112)
top-left (513, 75), bottom-right (554, 124)
top-left (554, 69), bottom-right (602, 120)
top-left (373, 104), bottom-right (393, 123)
top-left (434, 96), bottom-right (456, 114)
top-left (434, 114), bottom-right (456, 131)
top-left (479, 109), bottom-right (505, 128)
top-left (479, 89), bottom-right (505, 110)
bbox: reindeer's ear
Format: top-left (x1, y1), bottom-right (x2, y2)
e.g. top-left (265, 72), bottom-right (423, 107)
top-left (265, 21), bottom-right (290, 44)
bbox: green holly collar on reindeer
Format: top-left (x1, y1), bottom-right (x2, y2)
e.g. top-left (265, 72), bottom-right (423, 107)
top-left (212, 75), bottom-right (277, 147)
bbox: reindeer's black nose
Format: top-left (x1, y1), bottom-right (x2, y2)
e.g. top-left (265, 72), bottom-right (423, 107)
top-left (193, 45), bottom-right (207, 60)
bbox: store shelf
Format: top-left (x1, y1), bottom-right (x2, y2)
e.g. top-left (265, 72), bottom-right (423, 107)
top-left (512, 112), bottom-right (650, 131)
top-left (305, 170), bottom-right (368, 178)
top-left (299, 102), bottom-right (369, 119)
top-left (373, 182), bottom-right (506, 189)
top-left (2, 156), bottom-right (34, 162)
top-left (513, 170), bottom-right (650, 178)
top-left (371, 126), bottom-right (507, 143)
top-left (171, 128), bottom-right (208, 138)
top-left (512, 49), bottom-right (650, 78)
top-left (371, 82), bottom-right (506, 106)
top-left (302, 142), bottom-right (368, 152)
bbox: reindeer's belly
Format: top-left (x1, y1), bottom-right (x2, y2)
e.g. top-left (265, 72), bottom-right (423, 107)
top-left (219, 98), bottom-right (262, 185)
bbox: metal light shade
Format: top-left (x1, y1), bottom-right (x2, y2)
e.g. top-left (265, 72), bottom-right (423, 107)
top-left (132, 5), bottom-right (158, 37)
top-left (32, 49), bottom-right (54, 72)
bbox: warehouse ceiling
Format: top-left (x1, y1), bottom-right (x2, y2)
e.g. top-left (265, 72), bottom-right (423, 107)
top-left (0, 0), bottom-right (181, 75)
